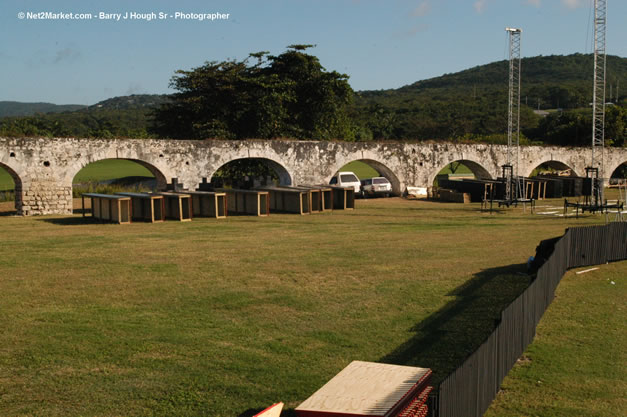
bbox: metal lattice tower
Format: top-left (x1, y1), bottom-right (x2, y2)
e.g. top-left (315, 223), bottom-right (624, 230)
top-left (589, 0), bottom-right (607, 205)
top-left (505, 27), bottom-right (522, 201)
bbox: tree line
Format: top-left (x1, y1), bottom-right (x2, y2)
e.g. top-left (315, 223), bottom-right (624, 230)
top-left (1, 49), bottom-right (625, 148)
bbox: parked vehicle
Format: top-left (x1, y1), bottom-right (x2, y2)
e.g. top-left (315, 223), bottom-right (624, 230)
top-left (329, 171), bottom-right (361, 193)
top-left (360, 177), bottom-right (392, 198)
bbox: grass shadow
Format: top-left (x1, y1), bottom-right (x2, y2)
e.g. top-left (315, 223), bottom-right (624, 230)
top-left (380, 263), bottom-right (532, 384)
top-left (36, 216), bottom-right (101, 226)
top-left (238, 408), bottom-right (297, 417)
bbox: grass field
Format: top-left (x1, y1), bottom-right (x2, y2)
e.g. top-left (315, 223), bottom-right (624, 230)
top-left (484, 262), bottom-right (626, 417)
top-left (0, 196), bottom-right (624, 417)
top-left (0, 166), bottom-right (14, 190)
top-left (72, 159), bottom-right (154, 183)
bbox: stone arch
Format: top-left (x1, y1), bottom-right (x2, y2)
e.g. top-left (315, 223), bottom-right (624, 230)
top-left (429, 159), bottom-right (492, 187)
top-left (525, 160), bottom-right (579, 178)
top-left (68, 157), bottom-right (168, 190)
top-left (0, 162), bottom-right (23, 214)
top-left (607, 161), bottom-right (627, 181)
top-left (208, 157), bottom-right (293, 186)
top-left (328, 158), bottom-right (402, 194)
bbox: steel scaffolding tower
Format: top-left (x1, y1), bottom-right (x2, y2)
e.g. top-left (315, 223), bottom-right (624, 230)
top-left (505, 27), bottom-right (522, 202)
top-left (589, 0), bottom-right (607, 206)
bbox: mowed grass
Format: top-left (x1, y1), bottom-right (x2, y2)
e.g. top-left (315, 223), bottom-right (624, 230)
top-left (339, 161), bottom-right (379, 179)
top-left (0, 197), bottom-right (624, 416)
top-left (73, 159), bottom-right (154, 183)
top-left (0, 166), bottom-right (14, 190)
top-left (485, 263), bottom-right (626, 417)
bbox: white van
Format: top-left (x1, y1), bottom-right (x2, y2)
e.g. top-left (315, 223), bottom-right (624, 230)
top-left (329, 171), bottom-right (361, 193)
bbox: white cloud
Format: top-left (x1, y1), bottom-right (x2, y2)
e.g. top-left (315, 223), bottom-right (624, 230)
top-left (562, 0), bottom-right (583, 9)
top-left (410, 1), bottom-right (431, 17)
top-left (474, 0), bottom-right (488, 13)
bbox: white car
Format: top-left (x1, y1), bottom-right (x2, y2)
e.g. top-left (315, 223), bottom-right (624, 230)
top-left (360, 177), bottom-right (392, 198)
top-left (329, 171), bottom-right (361, 193)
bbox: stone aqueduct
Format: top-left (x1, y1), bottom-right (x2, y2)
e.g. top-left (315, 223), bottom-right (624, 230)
top-left (1, 137), bottom-right (626, 216)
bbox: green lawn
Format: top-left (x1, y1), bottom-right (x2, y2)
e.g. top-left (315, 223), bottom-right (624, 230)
top-left (0, 159), bottom-right (153, 191)
top-left (0, 166), bottom-right (14, 190)
top-left (0, 198), bottom-right (623, 416)
top-left (338, 160), bottom-right (380, 179)
top-left (436, 161), bottom-right (474, 176)
top-left (73, 159), bottom-right (154, 183)
top-left (485, 263), bottom-right (626, 417)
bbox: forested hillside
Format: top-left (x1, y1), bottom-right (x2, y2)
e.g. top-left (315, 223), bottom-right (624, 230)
top-left (353, 54), bottom-right (627, 144)
top-left (0, 101), bottom-right (84, 118)
top-left (1, 54), bottom-right (625, 146)
top-left (0, 95), bottom-right (169, 138)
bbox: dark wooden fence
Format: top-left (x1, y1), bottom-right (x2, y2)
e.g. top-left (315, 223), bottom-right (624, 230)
top-left (435, 222), bottom-right (627, 417)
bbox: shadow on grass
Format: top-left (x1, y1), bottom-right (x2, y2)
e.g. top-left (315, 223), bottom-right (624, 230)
top-left (0, 210), bottom-right (18, 216)
top-left (379, 263), bottom-right (532, 384)
top-left (238, 263), bottom-right (533, 416)
top-left (36, 216), bottom-right (100, 226)
top-left (238, 409), bottom-right (297, 417)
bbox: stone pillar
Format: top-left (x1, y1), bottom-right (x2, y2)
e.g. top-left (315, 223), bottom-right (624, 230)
top-left (14, 181), bottom-right (23, 215)
top-left (20, 181), bottom-right (72, 215)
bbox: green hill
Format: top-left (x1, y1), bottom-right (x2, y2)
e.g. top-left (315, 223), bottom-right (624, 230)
top-left (88, 94), bottom-right (170, 110)
top-left (352, 54), bottom-right (627, 142)
top-left (0, 95), bottom-right (170, 139)
top-left (1, 54), bottom-right (625, 144)
top-left (0, 101), bottom-right (84, 118)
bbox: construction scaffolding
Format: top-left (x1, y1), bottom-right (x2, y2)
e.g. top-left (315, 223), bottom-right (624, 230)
top-left (487, 27), bottom-right (533, 212)
top-left (566, 0), bottom-right (616, 216)
top-left (589, 0), bottom-right (607, 207)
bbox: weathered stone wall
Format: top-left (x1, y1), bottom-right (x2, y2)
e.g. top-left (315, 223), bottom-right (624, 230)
top-left (1, 137), bottom-right (626, 216)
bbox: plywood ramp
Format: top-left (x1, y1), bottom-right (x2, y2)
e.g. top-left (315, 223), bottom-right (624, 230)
top-left (295, 361), bottom-right (432, 417)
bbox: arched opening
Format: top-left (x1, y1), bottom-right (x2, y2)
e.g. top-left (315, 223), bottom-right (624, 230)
top-left (72, 159), bottom-right (166, 211)
top-left (527, 161), bottom-right (581, 199)
top-left (208, 158), bottom-right (292, 189)
top-left (528, 161), bottom-right (578, 178)
top-left (331, 160), bottom-right (401, 197)
top-left (609, 162), bottom-right (627, 199)
top-left (610, 162), bottom-right (627, 182)
top-left (432, 160), bottom-right (492, 186)
top-left (0, 163), bottom-right (21, 215)
top-left (431, 160), bottom-right (492, 203)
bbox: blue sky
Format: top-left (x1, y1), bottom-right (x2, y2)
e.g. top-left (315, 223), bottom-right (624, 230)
top-left (1, 0), bottom-right (625, 105)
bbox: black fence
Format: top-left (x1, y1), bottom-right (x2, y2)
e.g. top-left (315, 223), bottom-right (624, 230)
top-left (435, 222), bottom-right (627, 417)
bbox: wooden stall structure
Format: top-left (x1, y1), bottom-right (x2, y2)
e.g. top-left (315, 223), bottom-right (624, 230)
top-left (185, 190), bottom-right (227, 219)
top-left (256, 185), bottom-right (311, 215)
top-left (296, 361), bottom-right (432, 417)
top-left (157, 192), bottom-right (192, 222)
top-left (301, 185), bottom-right (333, 211)
top-left (324, 185), bottom-right (355, 210)
top-left (525, 178), bottom-right (547, 200)
top-left (81, 193), bottom-right (131, 224)
top-left (217, 189), bottom-right (270, 216)
top-left (115, 192), bottom-right (165, 223)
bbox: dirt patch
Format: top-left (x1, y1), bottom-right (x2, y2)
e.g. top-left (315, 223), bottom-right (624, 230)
top-left (0, 201), bottom-right (16, 214)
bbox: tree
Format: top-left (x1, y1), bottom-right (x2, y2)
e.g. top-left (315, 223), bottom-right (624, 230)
top-left (151, 46), bottom-right (355, 140)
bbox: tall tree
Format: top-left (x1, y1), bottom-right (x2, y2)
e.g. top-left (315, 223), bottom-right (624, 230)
top-left (151, 46), bottom-right (355, 140)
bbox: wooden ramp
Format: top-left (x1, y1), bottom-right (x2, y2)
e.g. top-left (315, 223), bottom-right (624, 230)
top-left (295, 361), bottom-right (432, 417)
